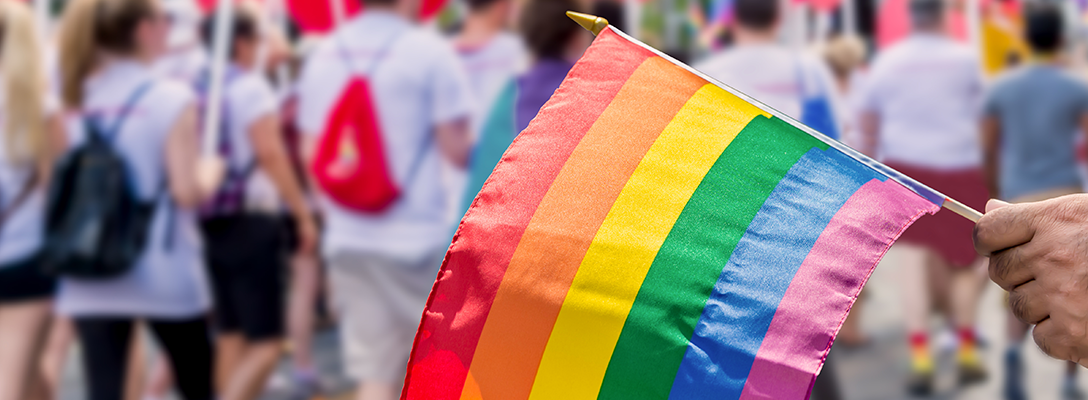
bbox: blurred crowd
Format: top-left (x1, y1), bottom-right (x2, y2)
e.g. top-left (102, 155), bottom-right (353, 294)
top-left (2, 0), bottom-right (1088, 399)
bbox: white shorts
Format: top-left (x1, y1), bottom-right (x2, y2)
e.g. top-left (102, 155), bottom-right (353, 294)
top-left (327, 249), bottom-right (443, 383)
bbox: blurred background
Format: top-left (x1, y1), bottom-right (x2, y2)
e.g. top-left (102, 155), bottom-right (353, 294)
top-left (5, 0), bottom-right (1088, 399)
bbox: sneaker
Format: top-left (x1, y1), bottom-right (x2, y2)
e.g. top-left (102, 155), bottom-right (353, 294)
top-left (1003, 349), bottom-right (1026, 400)
top-left (291, 371), bottom-right (325, 400)
top-left (907, 370), bottom-right (934, 397)
top-left (1064, 377), bottom-right (1085, 400)
top-left (958, 359), bottom-right (988, 386)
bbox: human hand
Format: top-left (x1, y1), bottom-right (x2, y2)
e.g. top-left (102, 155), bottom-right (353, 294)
top-left (195, 155), bottom-right (226, 198)
top-left (294, 214), bottom-right (319, 257)
top-left (974, 195), bottom-right (1088, 365)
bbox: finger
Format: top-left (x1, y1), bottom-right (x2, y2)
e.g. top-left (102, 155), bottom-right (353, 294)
top-left (1008, 280), bottom-right (1049, 325)
top-left (988, 245), bottom-right (1037, 290)
top-left (974, 201), bottom-right (1040, 256)
top-left (1034, 319), bottom-right (1077, 362)
top-left (1033, 318), bottom-right (1060, 359)
top-left (986, 199), bottom-right (1011, 213)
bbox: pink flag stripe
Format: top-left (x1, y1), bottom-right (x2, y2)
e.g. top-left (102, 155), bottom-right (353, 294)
top-left (738, 179), bottom-right (939, 399)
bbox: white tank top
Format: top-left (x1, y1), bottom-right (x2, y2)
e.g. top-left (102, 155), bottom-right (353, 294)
top-left (57, 59), bottom-right (210, 318)
top-left (0, 84), bottom-right (56, 267)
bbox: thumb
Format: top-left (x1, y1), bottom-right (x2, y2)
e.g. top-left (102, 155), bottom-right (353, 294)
top-left (986, 199), bottom-right (1010, 213)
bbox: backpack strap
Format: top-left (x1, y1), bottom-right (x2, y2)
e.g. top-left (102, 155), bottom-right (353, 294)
top-left (400, 129), bottom-right (435, 194)
top-left (0, 168), bottom-right (39, 242)
top-left (336, 31), bottom-right (405, 77)
top-left (97, 81), bottom-right (156, 142)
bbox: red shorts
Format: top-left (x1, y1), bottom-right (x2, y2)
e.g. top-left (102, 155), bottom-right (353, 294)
top-left (886, 162), bottom-right (990, 268)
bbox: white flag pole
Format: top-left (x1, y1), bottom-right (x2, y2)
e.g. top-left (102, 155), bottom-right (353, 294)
top-left (271, 0), bottom-right (293, 96)
top-left (34, 0), bottom-right (50, 38)
top-left (841, 0), bottom-right (857, 36)
top-left (966, 0), bottom-right (981, 55)
top-left (201, 0), bottom-right (236, 156)
top-left (329, 0), bottom-right (347, 27)
top-left (624, 0), bottom-right (641, 39)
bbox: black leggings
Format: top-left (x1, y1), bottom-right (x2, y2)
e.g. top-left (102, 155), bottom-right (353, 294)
top-left (74, 316), bottom-right (215, 400)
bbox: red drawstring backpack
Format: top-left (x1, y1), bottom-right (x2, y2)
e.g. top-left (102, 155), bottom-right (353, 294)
top-left (312, 34), bottom-right (429, 213)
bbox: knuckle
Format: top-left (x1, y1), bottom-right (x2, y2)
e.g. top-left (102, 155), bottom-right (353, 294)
top-left (1009, 290), bottom-right (1031, 323)
top-left (990, 251), bottom-right (1020, 287)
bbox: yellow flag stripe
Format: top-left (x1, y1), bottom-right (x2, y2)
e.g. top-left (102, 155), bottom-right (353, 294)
top-left (527, 84), bottom-right (769, 399)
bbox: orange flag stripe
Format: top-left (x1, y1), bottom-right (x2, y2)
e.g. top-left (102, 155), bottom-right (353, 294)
top-left (463, 56), bottom-right (707, 400)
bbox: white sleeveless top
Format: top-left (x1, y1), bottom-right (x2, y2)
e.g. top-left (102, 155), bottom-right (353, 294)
top-left (0, 134), bottom-right (46, 267)
top-left (0, 85), bottom-right (57, 267)
top-left (57, 60), bottom-right (210, 318)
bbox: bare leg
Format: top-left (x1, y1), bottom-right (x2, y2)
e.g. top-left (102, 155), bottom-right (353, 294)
top-left (144, 355), bottom-right (174, 400)
top-left (125, 326), bottom-right (148, 400)
top-left (0, 300), bottom-right (54, 400)
top-left (215, 334), bottom-right (245, 393)
top-left (220, 340), bottom-right (282, 400)
top-left (216, 333), bottom-right (283, 400)
top-left (946, 256), bottom-right (988, 385)
top-left (39, 317), bottom-right (74, 400)
top-left (949, 258), bottom-right (987, 333)
top-left (899, 244), bottom-right (935, 395)
top-left (287, 254), bottom-right (319, 376)
top-left (899, 245), bottom-right (931, 335)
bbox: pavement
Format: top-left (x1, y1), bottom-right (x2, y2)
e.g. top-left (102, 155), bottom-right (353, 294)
top-left (56, 245), bottom-right (1088, 400)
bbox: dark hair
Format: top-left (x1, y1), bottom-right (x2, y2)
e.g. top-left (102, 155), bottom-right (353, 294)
top-left (465, 0), bottom-right (505, 12)
top-left (59, 0), bottom-right (158, 107)
top-left (520, 0), bottom-right (583, 60)
top-left (1024, 2), bottom-right (1063, 54)
top-left (591, 1), bottom-right (625, 32)
top-left (200, 7), bottom-right (259, 60)
top-left (734, 0), bottom-right (778, 30)
top-left (94, 0), bottom-right (156, 54)
top-left (909, 0), bottom-right (943, 29)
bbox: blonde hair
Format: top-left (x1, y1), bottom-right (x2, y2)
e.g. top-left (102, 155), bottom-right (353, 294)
top-left (0, 0), bottom-right (48, 167)
top-left (58, 0), bottom-right (156, 108)
top-left (822, 35), bottom-right (867, 80)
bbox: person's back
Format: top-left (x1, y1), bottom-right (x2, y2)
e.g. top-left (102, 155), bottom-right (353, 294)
top-left (861, 34), bottom-right (982, 168)
top-left (697, 45), bottom-right (834, 121)
top-left (296, 3), bottom-right (472, 398)
top-left (58, 56), bottom-right (207, 317)
top-left (694, 0), bottom-right (841, 132)
top-left (986, 66), bottom-right (1088, 200)
top-left (298, 9), bottom-right (472, 257)
top-left (51, 1), bottom-right (221, 399)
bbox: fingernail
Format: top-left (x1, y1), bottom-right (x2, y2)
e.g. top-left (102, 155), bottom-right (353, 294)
top-left (985, 199), bottom-right (1010, 213)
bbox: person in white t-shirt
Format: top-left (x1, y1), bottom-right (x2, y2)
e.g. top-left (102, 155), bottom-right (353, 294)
top-left (694, 0), bottom-right (844, 132)
top-left (0, 3), bottom-right (67, 400)
top-left (295, 0), bottom-right (473, 398)
top-left (195, 7), bottom-right (317, 400)
top-left (53, 0), bottom-right (225, 399)
top-left (450, 0), bottom-right (527, 222)
top-left (857, 0), bottom-right (989, 394)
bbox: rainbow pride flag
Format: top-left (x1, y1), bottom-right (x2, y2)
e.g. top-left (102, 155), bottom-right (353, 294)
top-left (405, 27), bottom-right (946, 400)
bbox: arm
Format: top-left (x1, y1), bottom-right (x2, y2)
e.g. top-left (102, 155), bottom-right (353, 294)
top-left (46, 113), bottom-right (68, 161)
top-left (857, 110), bottom-right (880, 157)
top-left (249, 113), bottom-right (317, 254)
top-left (435, 117), bottom-right (471, 169)
top-left (981, 116), bottom-right (1002, 198)
top-left (165, 106), bottom-right (221, 208)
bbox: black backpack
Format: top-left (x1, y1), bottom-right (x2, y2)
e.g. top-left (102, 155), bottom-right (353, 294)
top-left (42, 82), bottom-right (167, 279)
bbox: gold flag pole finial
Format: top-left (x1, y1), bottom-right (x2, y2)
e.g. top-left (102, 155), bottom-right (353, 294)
top-left (567, 11), bottom-right (609, 36)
